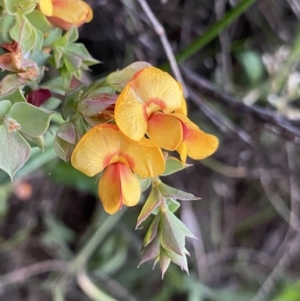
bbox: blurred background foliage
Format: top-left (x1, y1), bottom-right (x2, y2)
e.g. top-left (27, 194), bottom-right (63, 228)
top-left (1, 0), bottom-right (300, 300)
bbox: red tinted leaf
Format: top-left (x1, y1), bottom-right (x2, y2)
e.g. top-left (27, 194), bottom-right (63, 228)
top-left (27, 89), bottom-right (52, 107)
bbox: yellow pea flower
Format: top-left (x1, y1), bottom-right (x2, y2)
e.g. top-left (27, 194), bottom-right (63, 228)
top-left (115, 66), bottom-right (218, 163)
top-left (115, 67), bottom-right (183, 141)
top-left (71, 124), bottom-right (165, 214)
top-left (39, 0), bottom-right (93, 30)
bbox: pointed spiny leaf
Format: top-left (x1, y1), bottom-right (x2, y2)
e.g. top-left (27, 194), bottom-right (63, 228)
top-left (158, 182), bottom-right (200, 201)
top-left (136, 186), bottom-right (163, 228)
top-left (161, 211), bottom-right (184, 256)
top-left (159, 249), bottom-right (171, 279)
top-left (162, 156), bottom-right (192, 176)
top-left (143, 214), bottom-right (161, 248)
top-left (138, 233), bottom-right (161, 267)
top-left (168, 211), bottom-right (197, 239)
top-left (165, 249), bottom-right (189, 274)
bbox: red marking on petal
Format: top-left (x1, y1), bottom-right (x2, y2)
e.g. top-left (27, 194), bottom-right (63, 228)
top-left (102, 152), bottom-right (135, 170)
top-left (131, 68), bottom-right (146, 81)
top-left (146, 98), bottom-right (167, 111)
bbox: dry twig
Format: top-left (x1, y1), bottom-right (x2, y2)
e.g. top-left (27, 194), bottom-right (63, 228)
top-left (0, 260), bottom-right (68, 290)
top-left (137, 0), bottom-right (188, 97)
top-left (182, 66), bottom-right (300, 143)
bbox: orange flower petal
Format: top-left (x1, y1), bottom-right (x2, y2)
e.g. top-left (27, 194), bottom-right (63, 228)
top-left (98, 163), bottom-right (141, 214)
top-left (184, 128), bottom-right (219, 160)
top-left (177, 142), bottom-right (188, 164)
top-left (176, 82), bottom-right (188, 116)
top-left (39, 0), bottom-right (53, 16)
top-left (71, 124), bottom-right (165, 178)
top-left (51, 0), bottom-right (93, 25)
top-left (147, 113), bottom-right (182, 151)
top-left (115, 67), bottom-right (183, 140)
top-left (122, 137), bottom-right (165, 178)
top-left (71, 125), bottom-right (124, 177)
top-left (115, 84), bottom-right (147, 141)
top-left (130, 67), bottom-right (182, 112)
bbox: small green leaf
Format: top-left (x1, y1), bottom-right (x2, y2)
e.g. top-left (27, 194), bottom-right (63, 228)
top-left (66, 26), bottom-right (79, 44)
top-left (9, 103), bottom-right (52, 138)
top-left (165, 249), bottom-right (189, 273)
top-left (0, 15), bottom-right (14, 44)
top-left (41, 76), bottom-right (70, 95)
top-left (26, 10), bottom-right (52, 34)
top-left (22, 132), bottom-right (44, 150)
top-left (162, 156), bottom-right (192, 176)
top-left (0, 100), bottom-right (12, 118)
top-left (10, 14), bottom-right (33, 51)
top-left (161, 211), bottom-right (183, 256)
top-left (63, 86), bottom-right (84, 119)
top-left (0, 74), bottom-right (20, 95)
top-left (0, 88), bottom-right (27, 104)
top-left (29, 49), bottom-right (50, 67)
top-left (139, 233), bottom-right (161, 267)
top-left (143, 214), bottom-right (161, 247)
top-left (140, 177), bottom-right (151, 192)
top-left (158, 182), bottom-right (200, 201)
top-left (168, 211), bottom-right (196, 239)
top-left (0, 124), bottom-right (30, 180)
top-left (56, 122), bottom-right (78, 144)
top-left (77, 93), bottom-right (116, 118)
top-left (137, 186), bottom-right (163, 228)
top-left (3, 0), bottom-right (39, 15)
top-left (53, 122), bottom-right (79, 162)
top-left (165, 198), bottom-right (180, 213)
top-left (43, 28), bottom-right (62, 47)
top-left (160, 248), bottom-right (171, 278)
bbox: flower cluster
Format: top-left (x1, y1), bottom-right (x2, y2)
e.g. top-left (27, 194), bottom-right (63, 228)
top-left (71, 65), bottom-right (219, 214)
top-left (0, 0), bottom-right (219, 274)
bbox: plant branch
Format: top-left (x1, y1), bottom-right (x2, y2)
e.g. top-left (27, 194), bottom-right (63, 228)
top-left (182, 66), bottom-right (300, 143)
top-left (0, 260), bottom-right (68, 290)
top-left (137, 0), bottom-right (188, 97)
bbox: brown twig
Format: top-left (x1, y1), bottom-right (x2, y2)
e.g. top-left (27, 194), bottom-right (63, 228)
top-left (0, 260), bottom-right (68, 290)
top-left (181, 66), bottom-right (300, 143)
top-left (188, 88), bottom-right (255, 147)
top-left (136, 0), bottom-right (188, 97)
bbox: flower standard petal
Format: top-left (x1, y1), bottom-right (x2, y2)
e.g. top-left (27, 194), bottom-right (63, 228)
top-left (115, 67), bottom-right (183, 141)
top-left (147, 113), bottom-right (182, 151)
top-left (71, 125), bottom-right (124, 177)
top-left (115, 84), bottom-right (147, 141)
top-left (98, 163), bottom-right (141, 214)
top-left (130, 67), bottom-right (183, 113)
